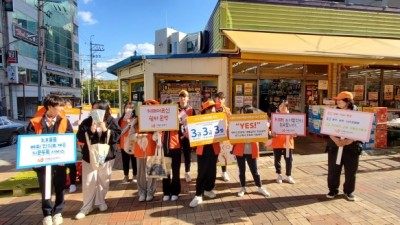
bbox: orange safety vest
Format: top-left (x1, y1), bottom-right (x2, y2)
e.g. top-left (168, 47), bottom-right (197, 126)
top-left (271, 134), bottom-right (294, 150)
top-left (119, 120), bottom-right (129, 148)
top-left (233, 142), bottom-right (259, 159)
top-left (133, 133), bottom-right (156, 158)
top-left (196, 143), bottom-right (221, 155)
top-left (30, 107), bottom-right (68, 134)
top-left (162, 130), bottom-right (181, 150)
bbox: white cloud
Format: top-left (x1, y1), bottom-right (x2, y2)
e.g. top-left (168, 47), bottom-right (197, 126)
top-left (78, 11), bottom-right (97, 25)
top-left (83, 0), bottom-right (93, 4)
top-left (118, 43), bottom-right (154, 58)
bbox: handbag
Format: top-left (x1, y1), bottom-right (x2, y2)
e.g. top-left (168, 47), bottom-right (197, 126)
top-left (146, 135), bottom-right (171, 179)
top-left (85, 130), bottom-right (111, 170)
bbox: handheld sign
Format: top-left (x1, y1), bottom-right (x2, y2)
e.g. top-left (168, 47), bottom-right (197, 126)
top-left (80, 105), bottom-right (92, 121)
top-left (187, 112), bottom-right (228, 147)
top-left (138, 104), bottom-right (179, 132)
top-left (228, 113), bottom-right (269, 144)
top-left (63, 108), bottom-right (80, 132)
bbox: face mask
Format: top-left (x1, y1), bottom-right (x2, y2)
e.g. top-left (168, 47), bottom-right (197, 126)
top-left (125, 108), bottom-right (133, 114)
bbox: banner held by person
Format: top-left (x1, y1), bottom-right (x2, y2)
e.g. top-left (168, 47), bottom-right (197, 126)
top-left (187, 112), bottom-right (228, 147)
top-left (138, 104), bottom-right (179, 132)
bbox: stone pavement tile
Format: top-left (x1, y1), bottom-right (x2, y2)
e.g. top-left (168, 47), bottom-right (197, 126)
top-left (288, 217), bottom-right (311, 225)
top-left (108, 211), bottom-right (129, 223)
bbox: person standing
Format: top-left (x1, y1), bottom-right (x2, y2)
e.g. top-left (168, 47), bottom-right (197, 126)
top-left (177, 90), bottom-right (196, 182)
top-left (189, 100), bottom-right (220, 208)
top-left (214, 92), bottom-right (231, 181)
top-left (64, 99), bottom-right (79, 193)
top-left (271, 101), bottom-right (296, 184)
top-left (75, 100), bottom-right (121, 219)
top-left (118, 101), bottom-right (138, 183)
top-left (27, 95), bottom-right (73, 225)
top-left (233, 105), bottom-right (270, 197)
top-left (326, 91), bottom-right (363, 201)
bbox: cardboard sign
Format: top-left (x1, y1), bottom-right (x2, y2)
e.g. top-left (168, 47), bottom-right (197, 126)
top-left (321, 108), bottom-right (374, 142)
top-left (138, 104), bottom-right (179, 132)
top-left (228, 113), bottom-right (269, 143)
top-left (63, 108), bottom-right (80, 132)
top-left (17, 133), bottom-right (77, 169)
top-left (187, 112), bottom-right (228, 147)
top-left (271, 113), bottom-right (306, 136)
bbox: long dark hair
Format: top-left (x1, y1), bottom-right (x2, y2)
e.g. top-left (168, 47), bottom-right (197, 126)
top-left (118, 101), bottom-right (136, 125)
top-left (92, 99), bottom-right (112, 121)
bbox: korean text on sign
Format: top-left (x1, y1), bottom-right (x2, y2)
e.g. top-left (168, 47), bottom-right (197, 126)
top-left (138, 104), bottom-right (179, 132)
top-left (320, 108), bottom-right (374, 142)
top-left (16, 133), bottom-right (77, 169)
top-left (271, 113), bottom-right (306, 136)
top-left (187, 112), bottom-right (228, 147)
top-left (229, 113), bottom-right (269, 144)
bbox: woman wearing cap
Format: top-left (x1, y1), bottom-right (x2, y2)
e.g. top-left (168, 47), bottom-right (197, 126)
top-left (326, 91), bottom-right (363, 201)
top-left (189, 100), bottom-right (221, 208)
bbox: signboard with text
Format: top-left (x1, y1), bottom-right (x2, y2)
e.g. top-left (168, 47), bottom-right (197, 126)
top-left (271, 113), bottom-right (306, 136)
top-left (16, 133), bottom-right (77, 169)
top-left (321, 108), bottom-right (374, 142)
top-left (138, 104), bottom-right (179, 132)
top-left (63, 108), bottom-right (81, 133)
top-left (228, 113), bottom-right (269, 143)
top-left (187, 112), bottom-right (228, 147)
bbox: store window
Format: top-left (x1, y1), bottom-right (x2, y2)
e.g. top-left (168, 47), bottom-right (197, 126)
top-left (129, 78), bottom-right (144, 107)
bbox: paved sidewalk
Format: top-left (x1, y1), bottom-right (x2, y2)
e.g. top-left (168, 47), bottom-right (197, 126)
top-left (1, 137), bottom-right (400, 225)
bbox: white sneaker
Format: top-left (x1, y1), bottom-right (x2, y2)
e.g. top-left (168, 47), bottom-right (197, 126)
top-left (163, 195), bottom-right (170, 201)
top-left (204, 190), bottom-right (216, 198)
top-left (258, 187), bottom-right (270, 197)
top-left (238, 187), bottom-right (246, 197)
top-left (98, 203), bottom-right (108, 212)
top-left (286, 176), bottom-right (295, 184)
top-left (185, 172), bottom-right (192, 183)
top-left (52, 213), bottom-right (63, 225)
top-left (132, 175), bottom-right (137, 183)
top-left (75, 207), bottom-right (93, 220)
top-left (69, 184), bottom-right (76, 193)
top-left (222, 172), bottom-right (230, 181)
top-left (189, 196), bottom-right (203, 208)
top-left (122, 176), bottom-right (129, 183)
top-left (276, 174), bottom-right (283, 183)
top-left (171, 195), bottom-right (179, 201)
top-left (138, 195), bottom-right (146, 202)
top-left (42, 216), bottom-right (52, 225)
top-left (146, 195), bottom-right (154, 202)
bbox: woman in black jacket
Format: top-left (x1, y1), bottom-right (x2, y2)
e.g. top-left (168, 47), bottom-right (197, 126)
top-left (75, 100), bottom-right (121, 220)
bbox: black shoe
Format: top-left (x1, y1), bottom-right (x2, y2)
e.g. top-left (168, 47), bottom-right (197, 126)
top-left (345, 193), bottom-right (356, 201)
top-left (326, 191), bottom-right (338, 199)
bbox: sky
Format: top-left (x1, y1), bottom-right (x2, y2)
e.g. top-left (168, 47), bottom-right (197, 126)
top-left (77, 0), bottom-right (219, 80)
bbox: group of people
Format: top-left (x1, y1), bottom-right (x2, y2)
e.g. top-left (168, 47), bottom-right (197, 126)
top-left (29, 90), bottom-right (362, 225)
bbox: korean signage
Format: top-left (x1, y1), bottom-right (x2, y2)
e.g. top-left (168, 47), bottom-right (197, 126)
top-left (187, 112), bottom-right (228, 147)
top-left (228, 113), bottom-right (269, 144)
top-left (6, 50), bottom-right (18, 63)
top-left (320, 108), bottom-right (374, 142)
top-left (16, 133), bottom-right (77, 169)
top-left (13, 24), bottom-right (38, 46)
top-left (271, 113), bottom-right (306, 136)
top-left (63, 108), bottom-right (81, 133)
top-left (138, 104), bottom-right (179, 132)
top-left (7, 65), bottom-right (18, 83)
top-left (159, 83), bottom-right (202, 109)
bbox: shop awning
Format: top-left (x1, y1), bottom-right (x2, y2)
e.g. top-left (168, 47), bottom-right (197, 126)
top-left (223, 30), bottom-right (400, 60)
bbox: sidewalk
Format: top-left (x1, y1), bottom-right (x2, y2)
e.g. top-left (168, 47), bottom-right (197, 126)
top-left (0, 137), bottom-right (400, 224)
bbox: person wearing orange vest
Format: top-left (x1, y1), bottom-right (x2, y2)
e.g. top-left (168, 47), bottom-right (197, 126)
top-left (189, 100), bottom-right (221, 208)
top-left (233, 105), bottom-right (270, 197)
top-left (271, 101), bottom-right (296, 184)
top-left (134, 99), bottom-right (158, 202)
top-left (177, 90), bottom-right (196, 183)
top-left (27, 95), bottom-right (73, 225)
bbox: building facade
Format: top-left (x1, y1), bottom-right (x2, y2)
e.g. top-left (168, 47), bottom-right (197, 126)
top-left (0, 0), bottom-right (81, 119)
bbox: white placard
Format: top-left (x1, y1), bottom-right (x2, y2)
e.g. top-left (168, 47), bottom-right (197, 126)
top-left (235, 96), bottom-right (244, 108)
top-left (138, 104), bottom-right (179, 132)
top-left (228, 113), bottom-right (269, 143)
top-left (187, 113), bottom-right (228, 147)
top-left (271, 113), bottom-right (307, 136)
top-left (16, 133), bottom-right (77, 169)
top-left (320, 108), bottom-right (374, 142)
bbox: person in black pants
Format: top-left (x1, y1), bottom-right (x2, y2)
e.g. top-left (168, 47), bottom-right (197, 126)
top-left (326, 91), bottom-right (363, 201)
top-left (27, 95), bottom-right (73, 225)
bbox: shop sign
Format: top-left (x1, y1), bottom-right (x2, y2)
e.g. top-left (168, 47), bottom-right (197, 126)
top-left (235, 96), bottom-right (244, 108)
top-left (7, 65), bottom-right (18, 83)
top-left (235, 84), bottom-right (243, 94)
top-left (6, 50), bottom-right (18, 63)
top-left (368, 92), bottom-right (379, 101)
top-left (13, 24), bottom-right (38, 45)
top-left (353, 85), bottom-right (364, 100)
top-left (271, 113), bottom-right (306, 136)
top-left (187, 112), bottom-right (228, 147)
top-left (384, 85), bottom-right (394, 100)
top-left (244, 83), bottom-right (253, 95)
top-left (228, 113), bottom-right (269, 143)
top-left (318, 80), bottom-right (328, 90)
top-left (159, 83), bottom-right (202, 109)
top-left (138, 104), bottom-right (179, 132)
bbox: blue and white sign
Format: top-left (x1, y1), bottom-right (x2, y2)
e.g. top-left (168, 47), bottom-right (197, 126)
top-left (16, 133), bottom-right (77, 169)
top-left (187, 113), bottom-right (228, 147)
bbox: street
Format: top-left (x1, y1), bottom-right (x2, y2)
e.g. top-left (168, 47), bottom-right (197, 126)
top-left (0, 143), bottom-right (16, 168)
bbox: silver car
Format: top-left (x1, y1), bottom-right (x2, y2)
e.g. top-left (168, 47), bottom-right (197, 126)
top-left (0, 117), bottom-right (26, 145)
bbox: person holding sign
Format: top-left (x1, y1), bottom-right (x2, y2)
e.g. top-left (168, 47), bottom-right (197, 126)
top-left (118, 101), bottom-right (138, 183)
top-left (326, 91), bottom-right (363, 201)
top-left (271, 101), bottom-right (296, 184)
top-left (75, 100), bottom-right (121, 220)
top-left (178, 90), bottom-right (196, 183)
top-left (233, 105), bottom-right (270, 197)
top-left (27, 95), bottom-right (73, 225)
top-left (189, 100), bottom-right (220, 208)
top-left (214, 92), bottom-right (231, 182)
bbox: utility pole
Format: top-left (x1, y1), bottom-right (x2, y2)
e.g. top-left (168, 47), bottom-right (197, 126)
top-left (89, 36), bottom-right (104, 103)
top-left (37, 0), bottom-right (44, 105)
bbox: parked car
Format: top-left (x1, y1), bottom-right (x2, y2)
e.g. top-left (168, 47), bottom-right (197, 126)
top-left (0, 116), bottom-right (26, 145)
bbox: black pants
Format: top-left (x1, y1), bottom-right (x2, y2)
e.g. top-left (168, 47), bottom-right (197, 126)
top-left (274, 149), bottom-right (293, 176)
top-left (327, 147), bottom-right (360, 194)
top-left (195, 145), bottom-right (218, 196)
top-left (221, 165), bottom-right (227, 173)
top-left (162, 150), bottom-right (181, 196)
top-left (121, 149), bottom-right (137, 176)
top-left (237, 154), bottom-right (261, 187)
top-left (34, 165), bottom-right (66, 217)
top-left (181, 137), bottom-right (191, 173)
top-left (66, 163), bottom-right (76, 185)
